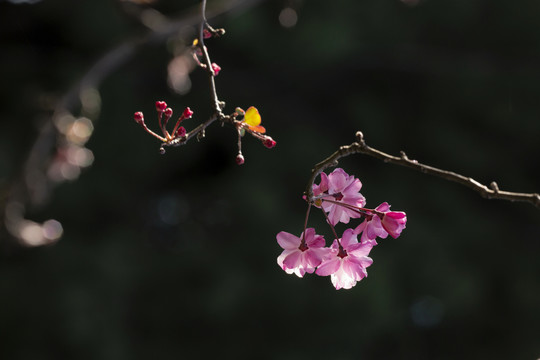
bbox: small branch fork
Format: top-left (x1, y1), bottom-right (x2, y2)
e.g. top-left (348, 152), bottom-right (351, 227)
top-left (305, 131), bottom-right (540, 208)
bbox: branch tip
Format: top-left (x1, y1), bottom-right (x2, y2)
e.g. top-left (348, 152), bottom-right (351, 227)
top-left (355, 131), bottom-right (364, 144)
top-left (400, 151), bottom-right (409, 160)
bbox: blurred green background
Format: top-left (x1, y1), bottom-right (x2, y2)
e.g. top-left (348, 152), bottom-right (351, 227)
top-left (1, 0), bottom-right (539, 359)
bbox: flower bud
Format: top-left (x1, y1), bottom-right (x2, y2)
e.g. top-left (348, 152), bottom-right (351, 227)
top-left (176, 126), bottom-right (186, 137)
top-left (203, 29), bottom-right (212, 39)
top-left (211, 63), bottom-right (221, 76)
top-left (263, 138), bottom-right (276, 149)
top-left (134, 111), bottom-right (144, 124)
top-left (182, 107), bottom-right (194, 119)
top-left (235, 154), bottom-right (245, 165)
top-left (164, 108), bottom-right (173, 118)
top-left (155, 101), bottom-right (167, 112)
top-left (381, 211), bottom-right (407, 239)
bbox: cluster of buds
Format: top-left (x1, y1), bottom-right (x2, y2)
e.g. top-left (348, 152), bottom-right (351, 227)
top-left (134, 100), bottom-right (193, 153)
top-left (277, 168), bottom-right (407, 290)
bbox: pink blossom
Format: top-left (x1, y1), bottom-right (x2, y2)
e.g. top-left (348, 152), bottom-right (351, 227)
top-left (355, 202), bottom-right (407, 241)
top-left (316, 228), bottom-right (373, 290)
top-left (354, 202), bottom-right (391, 245)
top-left (313, 168), bottom-right (366, 225)
top-left (381, 211), bottom-right (407, 239)
top-left (277, 228), bottom-right (329, 278)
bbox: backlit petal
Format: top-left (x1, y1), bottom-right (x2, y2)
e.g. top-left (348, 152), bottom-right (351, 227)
top-left (316, 257), bottom-right (341, 276)
top-left (276, 231), bottom-right (300, 249)
top-left (244, 106), bottom-right (261, 126)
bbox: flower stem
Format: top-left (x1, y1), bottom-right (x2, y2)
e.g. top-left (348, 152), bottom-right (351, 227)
top-left (301, 203), bottom-right (312, 244)
top-left (321, 208), bottom-right (341, 247)
top-left (321, 198), bottom-right (371, 216)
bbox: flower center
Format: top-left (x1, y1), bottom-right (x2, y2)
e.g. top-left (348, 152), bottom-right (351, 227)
top-left (337, 248), bottom-right (348, 259)
top-left (333, 192), bottom-right (344, 201)
top-left (298, 242), bottom-right (309, 252)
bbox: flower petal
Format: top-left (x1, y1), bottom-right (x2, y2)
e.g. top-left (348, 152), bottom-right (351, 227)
top-left (375, 202), bottom-right (390, 212)
top-left (340, 228), bottom-right (359, 248)
top-left (343, 178), bottom-right (362, 195)
top-left (327, 168), bottom-right (349, 193)
top-left (316, 257), bottom-right (341, 276)
top-left (276, 231), bottom-right (300, 250)
top-left (283, 250), bottom-right (302, 270)
top-left (277, 249), bottom-right (294, 269)
top-left (330, 266), bottom-right (357, 290)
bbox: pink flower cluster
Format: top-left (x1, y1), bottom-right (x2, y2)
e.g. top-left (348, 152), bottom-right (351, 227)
top-left (277, 168), bottom-right (407, 290)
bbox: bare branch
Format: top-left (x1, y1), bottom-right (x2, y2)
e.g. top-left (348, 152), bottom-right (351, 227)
top-left (306, 131), bottom-right (540, 208)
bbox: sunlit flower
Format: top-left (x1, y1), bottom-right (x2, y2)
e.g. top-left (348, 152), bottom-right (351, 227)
top-left (276, 228), bottom-right (329, 278)
top-left (313, 168), bottom-right (366, 225)
top-left (354, 202), bottom-right (391, 245)
top-left (316, 228), bottom-right (373, 290)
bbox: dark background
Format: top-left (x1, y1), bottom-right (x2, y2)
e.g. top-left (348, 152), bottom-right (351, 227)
top-left (1, 0), bottom-right (539, 359)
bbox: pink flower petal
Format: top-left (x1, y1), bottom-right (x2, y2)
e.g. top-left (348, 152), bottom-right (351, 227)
top-left (304, 228), bottom-right (325, 248)
top-left (375, 202), bottom-right (390, 212)
top-left (354, 220), bottom-right (367, 234)
top-left (364, 216), bottom-right (388, 240)
top-left (340, 228), bottom-right (358, 248)
top-left (277, 250), bottom-right (294, 269)
top-left (276, 231), bottom-right (300, 249)
top-left (283, 250), bottom-right (303, 270)
top-left (342, 258), bottom-right (366, 281)
top-left (327, 168), bottom-right (349, 193)
top-left (343, 178), bottom-right (363, 195)
top-left (316, 257), bottom-right (341, 276)
top-left (330, 266), bottom-right (357, 290)
top-left (348, 254), bottom-right (373, 269)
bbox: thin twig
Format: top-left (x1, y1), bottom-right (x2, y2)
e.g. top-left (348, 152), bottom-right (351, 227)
top-left (199, 0), bottom-right (222, 115)
top-left (163, 0), bottom-right (232, 148)
top-left (305, 131), bottom-right (540, 208)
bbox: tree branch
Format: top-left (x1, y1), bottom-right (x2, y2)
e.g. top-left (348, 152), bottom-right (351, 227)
top-left (2, 0), bottom-right (266, 246)
top-left (305, 131), bottom-right (540, 208)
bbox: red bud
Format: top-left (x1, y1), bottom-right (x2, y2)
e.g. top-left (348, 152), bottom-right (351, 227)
top-left (134, 112), bottom-right (144, 124)
top-left (182, 107), bottom-right (194, 119)
top-left (176, 126), bottom-right (186, 137)
top-left (263, 138), bottom-right (276, 149)
top-left (155, 101), bottom-right (167, 112)
top-left (235, 154), bottom-right (245, 165)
